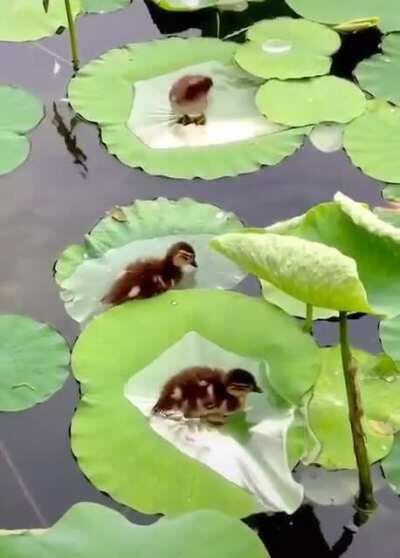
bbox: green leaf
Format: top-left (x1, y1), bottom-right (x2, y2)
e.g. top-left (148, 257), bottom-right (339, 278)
top-left (285, 0), bottom-right (400, 33)
top-left (43, 0), bottom-right (50, 13)
top-left (310, 347), bottom-right (400, 469)
top-left (380, 315), bottom-right (400, 364)
top-left (71, 290), bottom-right (319, 516)
top-left (83, 0), bottom-right (131, 13)
top-left (234, 17), bottom-right (340, 80)
top-left (383, 184), bottom-right (400, 203)
top-left (373, 207), bottom-right (400, 228)
top-left (0, 502), bottom-right (269, 558)
top-left (382, 435), bottom-right (400, 494)
top-left (355, 33), bottom-right (400, 106)
top-left (256, 76), bottom-right (366, 126)
top-left (344, 101), bottom-right (400, 183)
top-left (0, 315), bottom-right (70, 412)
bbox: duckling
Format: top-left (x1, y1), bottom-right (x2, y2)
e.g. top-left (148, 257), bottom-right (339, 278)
top-left (169, 75), bottom-right (213, 126)
top-left (153, 366), bottom-right (262, 426)
top-left (101, 241), bottom-right (197, 306)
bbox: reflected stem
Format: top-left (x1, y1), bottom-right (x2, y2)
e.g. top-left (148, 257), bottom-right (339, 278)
top-left (339, 311), bottom-right (377, 514)
top-left (303, 303), bottom-right (313, 334)
top-left (65, 0), bottom-right (79, 71)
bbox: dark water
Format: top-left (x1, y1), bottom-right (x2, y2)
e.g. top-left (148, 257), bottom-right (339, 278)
top-left (0, 2), bottom-right (398, 556)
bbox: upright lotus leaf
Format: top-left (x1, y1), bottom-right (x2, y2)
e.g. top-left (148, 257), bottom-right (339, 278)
top-left (0, 503), bottom-right (269, 558)
top-left (83, 0), bottom-right (131, 12)
top-left (309, 346), bottom-right (400, 469)
top-left (344, 101), bottom-right (400, 183)
top-left (383, 185), bottom-right (400, 203)
top-left (0, 315), bottom-right (70, 412)
top-left (55, 198), bottom-right (247, 323)
top-left (68, 38), bottom-right (309, 180)
top-left (382, 435), bottom-right (400, 494)
top-left (355, 33), bottom-right (400, 106)
top-left (0, 86), bottom-right (44, 176)
top-left (235, 17), bottom-right (340, 80)
top-left (256, 76), bottom-right (366, 126)
top-left (71, 290), bottom-right (320, 516)
top-left (0, 0), bottom-right (81, 42)
top-left (285, 0), bottom-right (400, 33)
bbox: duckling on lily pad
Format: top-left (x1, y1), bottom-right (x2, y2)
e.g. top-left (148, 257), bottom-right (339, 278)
top-left (153, 366), bottom-right (262, 426)
top-left (169, 75), bottom-right (213, 126)
top-left (101, 242), bottom-right (197, 306)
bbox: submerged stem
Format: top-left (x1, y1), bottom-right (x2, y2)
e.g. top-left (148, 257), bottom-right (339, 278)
top-left (303, 303), bottom-right (313, 334)
top-left (339, 311), bottom-right (376, 513)
top-left (64, 0), bottom-right (79, 71)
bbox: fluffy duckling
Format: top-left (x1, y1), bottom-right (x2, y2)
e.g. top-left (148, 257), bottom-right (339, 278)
top-left (169, 75), bottom-right (213, 126)
top-left (153, 366), bottom-right (262, 426)
top-left (101, 242), bottom-right (197, 306)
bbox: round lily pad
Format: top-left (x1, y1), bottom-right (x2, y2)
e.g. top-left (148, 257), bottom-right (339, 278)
top-left (380, 315), bottom-right (400, 364)
top-left (0, 86), bottom-right (44, 176)
top-left (309, 346), bottom-right (400, 469)
top-left (235, 17), bottom-right (340, 80)
top-left (382, 435), bottom-right (400, 495)
top-left (68, 38), bottom-right (309, 180)
top-left (0, 503), bottom-right (269, 558)
top-left (285, 0), bottom-right (400, 33)
top-left (256, 76), bottom-right (366, 127)
top-left (0, 0), bottom-right (81, 42)
top-left (344, 101), bottom-right (400, 183)
top-left (383, 185), bottom-right (400, 203)
top-left (0, 315), bottom-right (70, 412)
top-left (152, 0), bottom-right (257, 11)
top-left (309, 123), bottom-right (345, 153)
top-left (83, 0), bottom-right (131, 12)
top-left (355, 33), bottom-right (400, 106)
top-left (71, 290), bottom-right (319, 516)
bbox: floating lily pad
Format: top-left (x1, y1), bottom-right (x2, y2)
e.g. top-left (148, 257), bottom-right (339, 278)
top-left (382, 435), bottom-right (400, 494)
top-left (309, 123), bottom-right (345, 153)
top-left (235, 17), bottom-right (340, 80)
top-left (55, 198), bottom-right (247, 323)
top-left (256, 77), bottom-right (366, 127)
top-left (0, 0), bottom-right (81, 42)
top-left (71, 290), bottom-right (319, 516)
top-left (309, 346), bottom-right (400, 469)
top-left (0, 86), bottom-right (44, 176)
top-left (285, 0), bottom-right (400, 33)
top-left (211, 192), bottom-right (400, 317)
top-left (152, 0), bottom-right (257, 12)
top-left (383, 184), bottom-right (400, 203)
top-left (355, 33), bottom-right (400, 106)
top-left (83, 0), bottom-right (131, 12)
top-left (68, 38), bottom-right (309, 180)
top-left (373, 206), bottom-right (400, 227)
top-left (0, 315), bottom-right (70, 412)
top-left (380, 315), bottom-right (400, 364)
top-left (0, 502), bottom-right (269, 558)
top-left (344, 101), bottom-right (400, 183)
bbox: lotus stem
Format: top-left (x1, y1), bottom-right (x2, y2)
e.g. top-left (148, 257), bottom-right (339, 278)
top-left (64, 0), bottom-right (79, 71)
top-left (339, 311), bottom-right (376, 513)
top-left (303, 303), bottom-right (313, 334)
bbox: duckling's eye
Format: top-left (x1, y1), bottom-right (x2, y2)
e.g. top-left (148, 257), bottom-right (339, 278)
top-left (205, 403), bottom-right (216, 409)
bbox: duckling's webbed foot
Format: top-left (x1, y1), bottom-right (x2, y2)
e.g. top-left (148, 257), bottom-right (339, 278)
top-left (177, 114), bottom-right (206, 126)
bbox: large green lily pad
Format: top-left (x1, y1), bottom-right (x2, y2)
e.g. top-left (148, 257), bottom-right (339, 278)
top-left (256, 76), bottom-right (366, 127)
top-left (344, 101), bottom-right (400, 183)
top-left (382, 435), bottom-right (400, 494)
top-left (383, 185), bottom-right (400, 203)
top-left (285, 0), bottom-right (400, 33)
top-left (68, 38), bottom-right (309, 180)
top-left (83, 0), bottom-right (131, 12)
top-left (355, 33), bottom-right (400, 106)
top-left (71, 289), bottom-right (319, 516)
top-left (0, 315), bottom-right (70, 412)
top-left (380, 315), bottom-right (400, 364)
top-left (234, 17), bottom-right (340, 80)
top-left (0, 86), bottom-right (44, 176)
top-left (0, 502), bottom-right (269, 558)
top-left (0, 0), bottom-right (81, 42)
top-left (310, 346), bottom-right (400, 469)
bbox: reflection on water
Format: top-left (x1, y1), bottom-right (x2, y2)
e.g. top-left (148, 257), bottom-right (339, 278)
top-left (52, 102), bottom-right (88, 177)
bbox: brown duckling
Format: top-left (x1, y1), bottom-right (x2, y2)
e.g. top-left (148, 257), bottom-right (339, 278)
top-left (153, 366), bottom-right (262, 426)
top-left (101, 241), bottom-right (197, 306)
top-left (169, 75), bottom-right (213, 126)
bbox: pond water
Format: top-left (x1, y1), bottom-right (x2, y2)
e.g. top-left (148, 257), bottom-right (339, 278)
top-left (0, 2), bottom-right (399, 557)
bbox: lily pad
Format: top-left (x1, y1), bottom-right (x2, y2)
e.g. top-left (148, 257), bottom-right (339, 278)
top-left (0, 86), bottom-right (44, 176)
top-left (0, 502), bottom-right (269, 558)
top-left (55, 198), bottom-right (247, 323)
top-left (344, 101), bottom-right (400, 183)
top-left (309, 123), bottom-right (345, 153)
top-left (68, 38), bottom-right (309, 180)
top-left (83, 0), bottom-right (131, 12)
top-left (152, 0), bottom-right (258, 12)
top-left (383, 184), bottom-right (400, 203)
top-left (382, 435), bottom-right (400, 494)
top-left (71, 290), bottom-right (319, 516)
top-left (256, 77), bottom-right (366, 127)
top-left (285, 0), bottom-right (400, 33)
top-left (235, 17), bottom-right (340, 80)
top-left (211, 192), bottom-right (400, 317)
top-left (0, 315), bottom-right (70, 412)
top-left (373, 206), bottom-right (400, 228)
top-left (355, 33), bottom-right (400, 106)
top-left (309, 346), bottom-right (400, 469)
top-left (380, 315), bottom-right (400, 364)
top-left (0, 0), bottom-right (81, 42)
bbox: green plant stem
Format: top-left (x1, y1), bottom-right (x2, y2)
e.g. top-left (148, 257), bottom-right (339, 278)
top-left (303, 303), bottom-right (313, 334)
top-left (64, 0), bottom-right (79, 71)
top-left (339, 311), bottom-right (377, 513)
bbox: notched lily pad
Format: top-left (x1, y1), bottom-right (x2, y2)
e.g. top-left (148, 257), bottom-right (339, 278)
top-left (83, 0), bottom-right (132, 13)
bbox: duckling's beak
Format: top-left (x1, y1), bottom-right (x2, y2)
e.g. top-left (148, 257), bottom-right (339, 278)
top-left (253, 385), bottom-right (263, 393)
top-left (191, 258), bottom-right (198, 268)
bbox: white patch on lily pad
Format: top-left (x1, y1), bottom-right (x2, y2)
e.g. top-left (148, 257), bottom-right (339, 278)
top-left (262, 39), bottom-right (293, 54)
top-left (124, 331), bottom-right (304, 514)
top-left (61, 234), bottom-right (246, 324)
top-left (309, 123), bottom-right (345, 153)
top-left (129, 61), bottom-right (284, 150)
